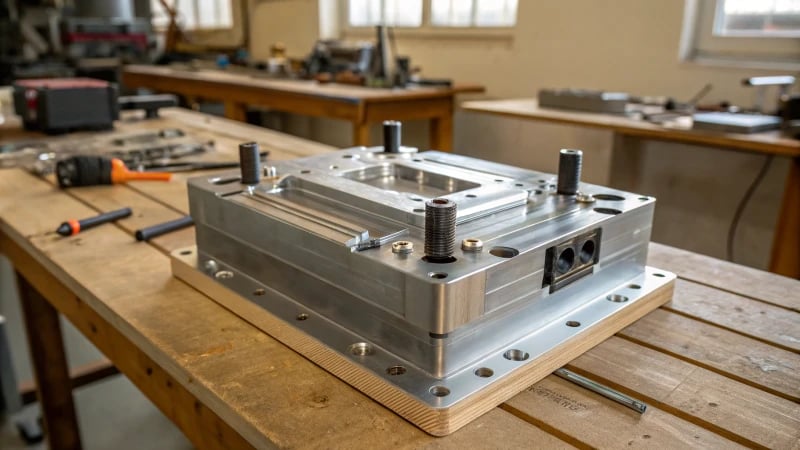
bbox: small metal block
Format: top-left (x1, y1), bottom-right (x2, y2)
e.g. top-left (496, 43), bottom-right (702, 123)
top-left (461, 238), bottom-right (484, 252)
top-left (263, 166), bottom-right (278, 178)
top-left (392, 241), bottom-right (414, 254)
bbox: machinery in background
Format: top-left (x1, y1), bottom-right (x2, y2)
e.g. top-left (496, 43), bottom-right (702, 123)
top-left (12, 77), bottom-right (176, 133)
top-left (0, 0), bottom-right (155, 85)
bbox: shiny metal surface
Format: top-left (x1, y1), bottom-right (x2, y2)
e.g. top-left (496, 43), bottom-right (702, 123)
top-left (186, 145), bottom-right (671, 394)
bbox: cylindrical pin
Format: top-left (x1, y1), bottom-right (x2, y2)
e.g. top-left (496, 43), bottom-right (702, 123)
top-left (135, 215), bottom-right (194, 241)
top-left (383, 120), bottom-right (401, 153)
top-left (424, 198), bottom-right (457, 262)
top-left (239, 142), bottom-right (261, 185)
top-left (557, 149), bottom-right (583, 195)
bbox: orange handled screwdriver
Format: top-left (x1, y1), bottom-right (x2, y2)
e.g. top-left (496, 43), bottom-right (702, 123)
top-left (56, 155), bottom-right (172, 188)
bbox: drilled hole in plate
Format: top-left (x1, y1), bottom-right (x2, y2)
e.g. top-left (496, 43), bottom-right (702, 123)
top-left (534, 189), bottom-right (543, 195)
top-left (413, 208), bottom-right (425, 213)
top-left (296, 313), bottom-right (309, 321)
top-left (412, 158), bottom-right (423, 162)
top-left (653, 273), bottom-right (666, 278)
top-left (253, 288), bottom-right (266, 296)
top-left (607, 294), bottom-right (629, 303)
top-left (214, 270), bottom-right (233, 280)
top-left (594, 194), bottom-right (626, 201)
top-left (180, 250), bottom-right (192, 255)
top-left (300, 170), bottom-right (311, 174)
top-left (386, 365), bottom-right (406, 376)
top-left (489, 247), bottom-right (519, 258)
top-left (503, 349), bottom-right (529, 361)
top-left (566, 321), bottom-right (581, 327)
top-left (628, 284), bottom-right (641, 289)
top-left (494, 179), bottom-right (504, 182)
top-left (342, 154), bottom-right (355, 159)
top-left (515, 183), bottom-right (524, 187)
top-left (466, 194), bottom-right (477, 198)
top-left (639, 196), bottom-right (650, 201)
top-left (474, 367), bottom-right (494, 378)
top-left (329, 165), bottom-right (339, 170)
top-left (429, 386), bottom-right (450, 397)
top-left (594, 207), bottom-right (622, 215)
top-left (579, 240), bottom-right (595, 264)
top-left (556, 247), bottom-right (575, 274)
top-left (428, 272), bottom-right (448, 279)
top-left (348, 342), bottom-right (374, 356)
top-left (410, 197), bottom-right (423, 202)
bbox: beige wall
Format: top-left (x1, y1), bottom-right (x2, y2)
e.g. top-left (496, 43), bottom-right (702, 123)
top-left (245, 0), bottom-right (796, 270)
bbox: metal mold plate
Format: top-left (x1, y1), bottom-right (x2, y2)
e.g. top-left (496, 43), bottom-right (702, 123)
top-left (173, 247), bottom-right (674, 409)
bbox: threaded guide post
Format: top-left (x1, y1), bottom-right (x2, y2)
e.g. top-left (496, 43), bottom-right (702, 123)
top-left (425, 198), bottom-right (457, 262)
top-left (557, 148), bottom-right (583, 195)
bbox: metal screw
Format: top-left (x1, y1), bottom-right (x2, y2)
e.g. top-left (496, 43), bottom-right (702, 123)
top-left (203, 260), bottom-right (218, 274)
top-left (461, 238), bottom-right (484, 252)
top-left (391, 241), bottom-right (414, 254)
top-left (576, 193), bottom-right (596, 203)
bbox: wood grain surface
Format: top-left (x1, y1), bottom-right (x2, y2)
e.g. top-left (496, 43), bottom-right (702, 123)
top-left (1, 108), bottom-right (798, 449)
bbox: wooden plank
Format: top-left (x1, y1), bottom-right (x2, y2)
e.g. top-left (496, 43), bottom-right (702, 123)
top-left (19, 359), bottom-right (119, 406)
top-left (619, 309), bottom-right (800, 402)
top-left (16, 274), bottom-right (82, 450)
top-left (570, 336), bottom-right (800, 449)
top-left (666, 279), bottom-right (800, 353)
top-left (649, 242), bottom-right (800, 312)
top-left (0, 169), bottom-right (564, 447)
top-left (769, 157), bottom-right (800, 278)
top-left (503, 375), bottom-right (744, 449)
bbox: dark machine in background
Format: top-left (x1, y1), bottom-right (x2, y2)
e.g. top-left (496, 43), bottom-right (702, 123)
top-left (0, 0), bottom-right (155, 85)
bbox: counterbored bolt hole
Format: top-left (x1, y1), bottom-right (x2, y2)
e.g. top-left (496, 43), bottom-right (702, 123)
top-left (503, 349), bottom-right (529, 361)
top-left (348, 342), bottom-right (374, 356)
top-left (429, 386), bottom-right (450, 397)
top-left (489, 247), bottom-right (519, 258)
top-left (566, 321), bottom-right (581, 327)
top-left (386, 365), bottom-right (406, 376)
top-left (428, 272), bottom-right (448, 279)
top-left (607, 294), bottom-right (629, 303)
top-left (214, 270), bottom-right (234, 280)
top-left (474, 367), bottom-right (494, 378)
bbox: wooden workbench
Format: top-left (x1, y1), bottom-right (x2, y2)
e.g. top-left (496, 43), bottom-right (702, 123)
top-left (1, 108), bottom-right (798, 449)
top-left (462, 98), bottom-right (800, 280)
top-left (122, 65), bottom-right (485, 152)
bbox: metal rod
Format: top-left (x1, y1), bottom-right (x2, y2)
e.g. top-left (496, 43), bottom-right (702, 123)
top-left (554, 368), bottom-right (647, 414)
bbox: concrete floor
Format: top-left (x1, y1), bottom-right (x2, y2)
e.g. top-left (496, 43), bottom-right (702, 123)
top-left (0, 256), bottom-right (193, 449)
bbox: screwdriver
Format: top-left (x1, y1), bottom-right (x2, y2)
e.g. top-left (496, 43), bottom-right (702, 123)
top-left (56, 155), bottom-right (172, 188)
top-left (56, 207), bottom-right (132, 237)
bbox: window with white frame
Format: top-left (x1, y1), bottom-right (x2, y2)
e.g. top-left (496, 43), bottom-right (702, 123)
top-left (346, 0), bottom-right (518, 28)
top-left (681, 0), bottom-right (800, 68)
top-left (150, 0), bottom-right (233, 30)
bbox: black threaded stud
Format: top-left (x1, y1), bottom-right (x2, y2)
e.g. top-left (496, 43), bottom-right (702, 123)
top-left (425, 198), bottom-right (457, 263)
top-left (557, 148), bottom-right (582, 195)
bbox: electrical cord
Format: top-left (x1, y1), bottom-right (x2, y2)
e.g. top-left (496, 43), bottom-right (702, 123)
top-left (727, 154), bottom-right (774, 262)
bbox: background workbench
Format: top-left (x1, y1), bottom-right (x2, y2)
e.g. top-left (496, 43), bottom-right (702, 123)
top-left (462, 98), bottom-right (800, 280)
top-left (0, 108), bottom-right (798, 449)
top-left (122, 65), bottom-right (485, 152)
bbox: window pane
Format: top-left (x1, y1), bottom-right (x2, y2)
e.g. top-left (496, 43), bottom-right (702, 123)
top-left (431, 0), bottom-right (474, 27)
top-left (475, 0), bottom-right (517, 27)
top-left (348, 0), bottom-right (382, 27)
top-left (716, 0), bottom-right (800, 36)
top-left (384, 0), bottom-right (422, 26)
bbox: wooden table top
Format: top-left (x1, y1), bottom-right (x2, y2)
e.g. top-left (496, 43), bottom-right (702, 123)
top-left (0, 109), bottom-right (798, 448)
top-left (462, 98), bottom-right (800, 158)
top-left (123, 64), bottom-right (485, 104)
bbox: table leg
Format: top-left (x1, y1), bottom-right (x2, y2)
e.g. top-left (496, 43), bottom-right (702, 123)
top-left (353, 123), bottom-right (370, 146)
top-left (430, 114), bottom-right (453, 152)
top-left (769, 156), bottom-right (800, 278)
top-left (16, 273), bottom-right (82, 450)
top-left (224, 101), bottom-right (247, 122)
